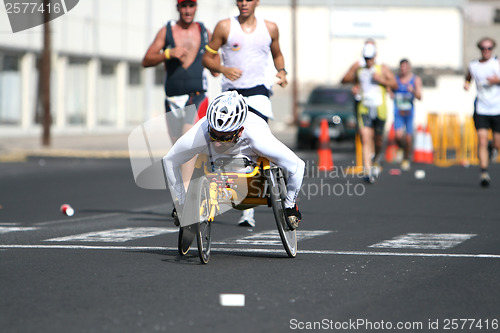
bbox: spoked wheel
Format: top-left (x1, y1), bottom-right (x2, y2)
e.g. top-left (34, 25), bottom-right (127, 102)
top-left (196, 177), bottom-right (212, 264)
top-left (267, 167), bottom-right (297, 258)
top-left (178, 225), bottom-right (196, 256)
top-left (197, 220), bottom-right (211, 264)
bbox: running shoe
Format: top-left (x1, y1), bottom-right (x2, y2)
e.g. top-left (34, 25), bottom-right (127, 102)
top-left (401, 159), bottom-right (410, 171)
top-left (363, 174), bottom-right (376, 184)
top-left (480, 172), bottom-right (490, 188)
top-left (238, 208), bottom-right (255, 227)
top-left (372, 161), bottom-right (383, 174)
top-left (363, 167), bottom-right (377, 184)
top-left (285, 204), bottom-right (302, 230)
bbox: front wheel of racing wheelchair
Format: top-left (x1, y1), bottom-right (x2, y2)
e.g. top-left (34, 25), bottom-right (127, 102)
top-left (177, 175), bottom-right (212, 264)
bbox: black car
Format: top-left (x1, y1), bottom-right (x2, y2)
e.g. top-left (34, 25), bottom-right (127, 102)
top-left (296, 86), bottom-right (357, 149)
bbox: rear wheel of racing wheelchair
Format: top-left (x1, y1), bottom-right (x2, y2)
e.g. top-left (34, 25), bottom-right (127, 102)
top-left (266, 166), bottom-right (297, 258)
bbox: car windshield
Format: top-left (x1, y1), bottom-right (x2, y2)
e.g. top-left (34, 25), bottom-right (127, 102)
top-left (308, 89), bottom-right (352, 107)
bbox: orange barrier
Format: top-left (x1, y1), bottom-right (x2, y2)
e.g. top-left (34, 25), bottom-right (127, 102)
top-left (423, 126), bottom-right (434, 164)
top-left (413, 125), bottom-right (425, 163)
top-left (385, 124), bottom-right (398, 163)
top-left (317, 119), bottom-right (334, 171)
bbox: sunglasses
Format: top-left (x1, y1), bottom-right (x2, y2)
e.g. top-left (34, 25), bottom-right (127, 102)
top-left (480, 46), bottom-right (493, 51)
top-left (237, 0), bottom-right (254, 2)
top-left (208, 128), bottom-right (239, 142)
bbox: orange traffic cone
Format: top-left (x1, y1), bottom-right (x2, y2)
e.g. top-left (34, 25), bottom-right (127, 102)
top-left (385, 124), bottom-right (397, 163)
top-left (413, 125), bottom-right (425, 163)
top-left (318, 119), bottom-right (334, 171)
top-left (423, 126), bottom-right (434, 164)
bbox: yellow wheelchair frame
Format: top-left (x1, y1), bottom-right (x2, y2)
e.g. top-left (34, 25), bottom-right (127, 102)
top-left (199, 155), bottom-right (271, 221)
top-left (177, 154), bottom-right (297, 264)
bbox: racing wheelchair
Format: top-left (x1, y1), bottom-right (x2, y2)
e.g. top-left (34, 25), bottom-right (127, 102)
top-left (175, 154), bottom-right (297, 264)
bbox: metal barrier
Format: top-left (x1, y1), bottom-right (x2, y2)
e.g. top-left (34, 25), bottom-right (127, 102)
top-left (427, 112), bottom-right (498, 167)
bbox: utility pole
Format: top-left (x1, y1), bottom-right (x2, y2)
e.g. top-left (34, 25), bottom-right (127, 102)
top-left (41, 0), bottom-right (51, 146)
top-left (291, 0), bottom-right (298, 125)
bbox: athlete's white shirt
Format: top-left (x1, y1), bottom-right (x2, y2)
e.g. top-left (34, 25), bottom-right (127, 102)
top-left (358, 65), bottom-right (383, 116)
top-left (468, 56), bottom-right (500, 116)
top-left (163, 112), bottom-right (305, 208)
top-left (221, 16), bottom-right (272, 91)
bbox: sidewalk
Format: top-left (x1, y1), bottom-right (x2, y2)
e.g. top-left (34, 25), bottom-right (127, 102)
top-left (0, 127), bottom-right (298, 163)
top-left (0, 133), bottom-right (132, 162)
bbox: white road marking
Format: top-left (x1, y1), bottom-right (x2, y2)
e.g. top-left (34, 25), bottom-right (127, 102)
top-left (213, 230), bottom-right (332, 246)
top-left (44, 227), bottom-right (178, 242)
top-left (35, 213), bottom-right (122, 226)
top-left (0, 227), bottom-right (38, 234)
top-left (369, 233), bottom-right (477, 250)
top-left (34, 204), bottom-right (168, 226)
top-left (1, 244), bottom-right (500, 259)
top-left (219, 294), bottom-right (245, 307)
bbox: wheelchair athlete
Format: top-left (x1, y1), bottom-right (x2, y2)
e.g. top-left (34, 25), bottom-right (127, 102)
top-left (163, 90), bottom-right (304, 229)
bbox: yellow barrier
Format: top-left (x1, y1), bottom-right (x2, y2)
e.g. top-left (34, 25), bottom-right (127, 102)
top-left (347, 114), bottom-right (497, 170)
top-left (346, 132), bottom-right (364, 174)
top-left (462, 117), bottom-right (479, 165)
top-left (428, 113), bottom-right (498, 167)
top-left (434, 114), bottom-right (462, 167)
top-left (427, 113), bottom-right (440, 156)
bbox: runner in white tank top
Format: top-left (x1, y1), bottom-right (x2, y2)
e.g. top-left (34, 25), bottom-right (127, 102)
top-left (202, 0), bottom-right (288, 121)
top-left (220, 16), bottom-right (271, 92)
top-left (202, 0), bottom-right (289, 226)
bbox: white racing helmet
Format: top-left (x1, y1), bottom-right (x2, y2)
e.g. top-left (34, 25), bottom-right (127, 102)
top-left (207, 91), bottom-right (248, 132)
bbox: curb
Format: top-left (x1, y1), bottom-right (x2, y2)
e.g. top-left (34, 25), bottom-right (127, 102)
top-left (0, 150), bottom-right (131, 163)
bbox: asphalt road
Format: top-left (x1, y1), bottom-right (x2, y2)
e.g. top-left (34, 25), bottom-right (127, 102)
top-left (1, 154), bottom-right (499, 333)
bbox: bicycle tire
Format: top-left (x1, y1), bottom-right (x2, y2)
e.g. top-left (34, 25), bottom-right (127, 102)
top-left (196, 177), bottom-right (212, 264)
top-left (267, 167), bottom-right (297, 258)
top-left (178, 225), bottom-right (196, 256)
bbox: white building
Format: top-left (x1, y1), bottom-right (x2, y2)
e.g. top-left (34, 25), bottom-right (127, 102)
top-left (0, 0), bottom-right (498, 137)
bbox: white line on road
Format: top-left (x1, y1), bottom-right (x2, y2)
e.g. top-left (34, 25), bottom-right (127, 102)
top-left (35, 213), bottom-right (122, 226)
top-left (213, 230), bottom-right (332, 246)
top-left (1, 244), bottom-right (500, 259)
top-left (34, 204), bottom-right (168, 226)
top-left (0, 227), bottom-right (38, 234)
top-left (370, 233), bottom-right (477, 250)
top-left (45, 227), bottom-right (178, 242)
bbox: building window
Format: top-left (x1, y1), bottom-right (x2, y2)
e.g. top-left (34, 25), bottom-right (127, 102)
top-left (66, 57), bottom-right (88, 125)
top-left (101, 62), bottom-right (115, 76)
top-left (494, 9), bottom-right (500, 24)
top-left (126, 64), bottom-right (144, 124)
top-left (0, 54), bottom-right (21, 125)
top-left (3, 55), bottom-right (19, 71)
top-left (98, 61), bottom-right (117, 125)
top-left (128, 65), bottom-right (142, 86)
